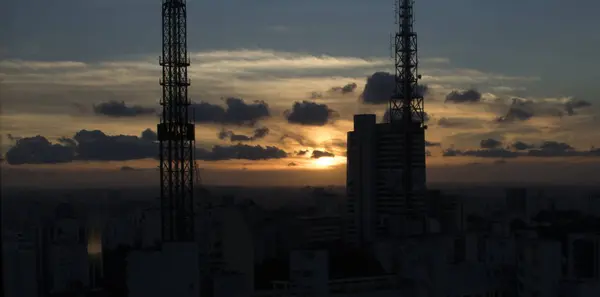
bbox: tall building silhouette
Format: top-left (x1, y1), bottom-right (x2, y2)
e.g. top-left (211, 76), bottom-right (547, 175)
top-left (346, 114), bottom-right (427, 246)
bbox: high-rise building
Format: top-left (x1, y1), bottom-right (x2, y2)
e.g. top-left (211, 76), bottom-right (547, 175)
top-left (2, 230), bottom-right (39, 297)
top-left (346, 114), bottom-right (427, 246)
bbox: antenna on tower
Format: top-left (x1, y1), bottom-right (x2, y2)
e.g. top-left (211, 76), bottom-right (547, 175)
top-left (389, 0), bottom-right (425, 126)
top-left (389, 0), bottom-right (427, 222)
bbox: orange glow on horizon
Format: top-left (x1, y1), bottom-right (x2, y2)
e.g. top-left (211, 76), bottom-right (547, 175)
top-left (315, 157), bottom-right (335, 167)
top-left (311, 156), bottom-right (345, 169)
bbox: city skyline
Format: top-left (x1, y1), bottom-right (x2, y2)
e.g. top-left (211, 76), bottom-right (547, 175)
top-left (2, 0), bottom-right (600, 187)
top-left (3, 2), bottom-right (600, 296)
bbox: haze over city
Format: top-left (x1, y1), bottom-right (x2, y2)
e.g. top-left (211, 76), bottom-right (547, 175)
top-left (2, 0), bottom-right (600, 187)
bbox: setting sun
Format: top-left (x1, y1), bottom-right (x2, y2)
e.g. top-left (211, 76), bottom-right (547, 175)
top-left (314, 157), bottom-right (336, 168)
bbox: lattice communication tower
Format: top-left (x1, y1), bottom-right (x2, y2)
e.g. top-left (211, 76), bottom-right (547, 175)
top-left (390, 0), bottom-right (426, 216)
top-left (158, 0), bottom-right (195, 242)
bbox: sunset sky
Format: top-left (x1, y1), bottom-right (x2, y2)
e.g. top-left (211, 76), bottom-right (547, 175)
top-left (2, 0), bottom-right (600, 187)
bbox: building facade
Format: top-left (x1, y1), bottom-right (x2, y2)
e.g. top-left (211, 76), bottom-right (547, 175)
top-left (346, 114), bottom-right (427, 246)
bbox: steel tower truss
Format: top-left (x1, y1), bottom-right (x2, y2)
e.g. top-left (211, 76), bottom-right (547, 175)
top-left (158, 0), bottom-right (195, 242)
top-left (390, 0), bottom-right (426, 217)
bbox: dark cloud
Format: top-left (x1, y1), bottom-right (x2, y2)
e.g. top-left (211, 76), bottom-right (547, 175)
top-left (444, 131), bottom-right (506, 149)
top-left (437, 117), bottom-right (484, 129)
top-left (539, 141), bottom-right (573, 151)
top-left (93, 101), bottom-right (156, 117)
top-left (73, 130), bottom-right (157, 161)
top-left (311, 82), bottom-right (358, 100)
top-left (280, 132), bottom-right (316, 147)
top-left (57, 137), bottom-right (77, 147)
top-left (480, 138), bottom-right (502, 149)
top-left (5, 129), bottom-right (158, 164)
top-left (444, 139), bottom-right (600, 158)
top-left (443, 148), bottom-right (519, 158)
top-left (189, 102), bottom-right (226, 123)
top-left (360, 72), bottom-right (428, 105)
top-left (141, 128), bottom-right (158, 142)
top-left (284, 101), bottom-right (338, 126)
top-left (253, 127), bottom-right (270, 139)
top-left (495, 98), bottom-right (592, 123)
top-left (191, 97), bottom-right (270, 126)
top-left (196, 144), bottom-right (287, 161)
top-left (360, 72), bottom-right (394, 104)
top-left (330, 83), bottom-right (358, 94)
top-left (120, 166), bottom-right (138, 171)
top-left (310, 92), bottom-right (323, 99)
top-left (5, 127), bottom-right (290, 164)
top-left (296, 150), bottom-right (309, 156)
top-left (219, 130), bottom-right (251, 142)
top-left (495, 99), bottom-right (536, 122)
top-left (497, 108), bottom-right (534, 122)
top-left (382, 110), bottom-right (430, 123)
top-left (218, 127), bottom-right (270, 142)
top-left (511, 141), bottom-right (535, 151)
top-left (5, 136), bottom-right (76, 165)
top-left (565, 98), bottom-right (592, 116)
top-left (445, 89), bottom-right (481, 104)
top-left (425, 141), bottom-right (441, 147)
top-left (311, 150), bottom-right (335, 159)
